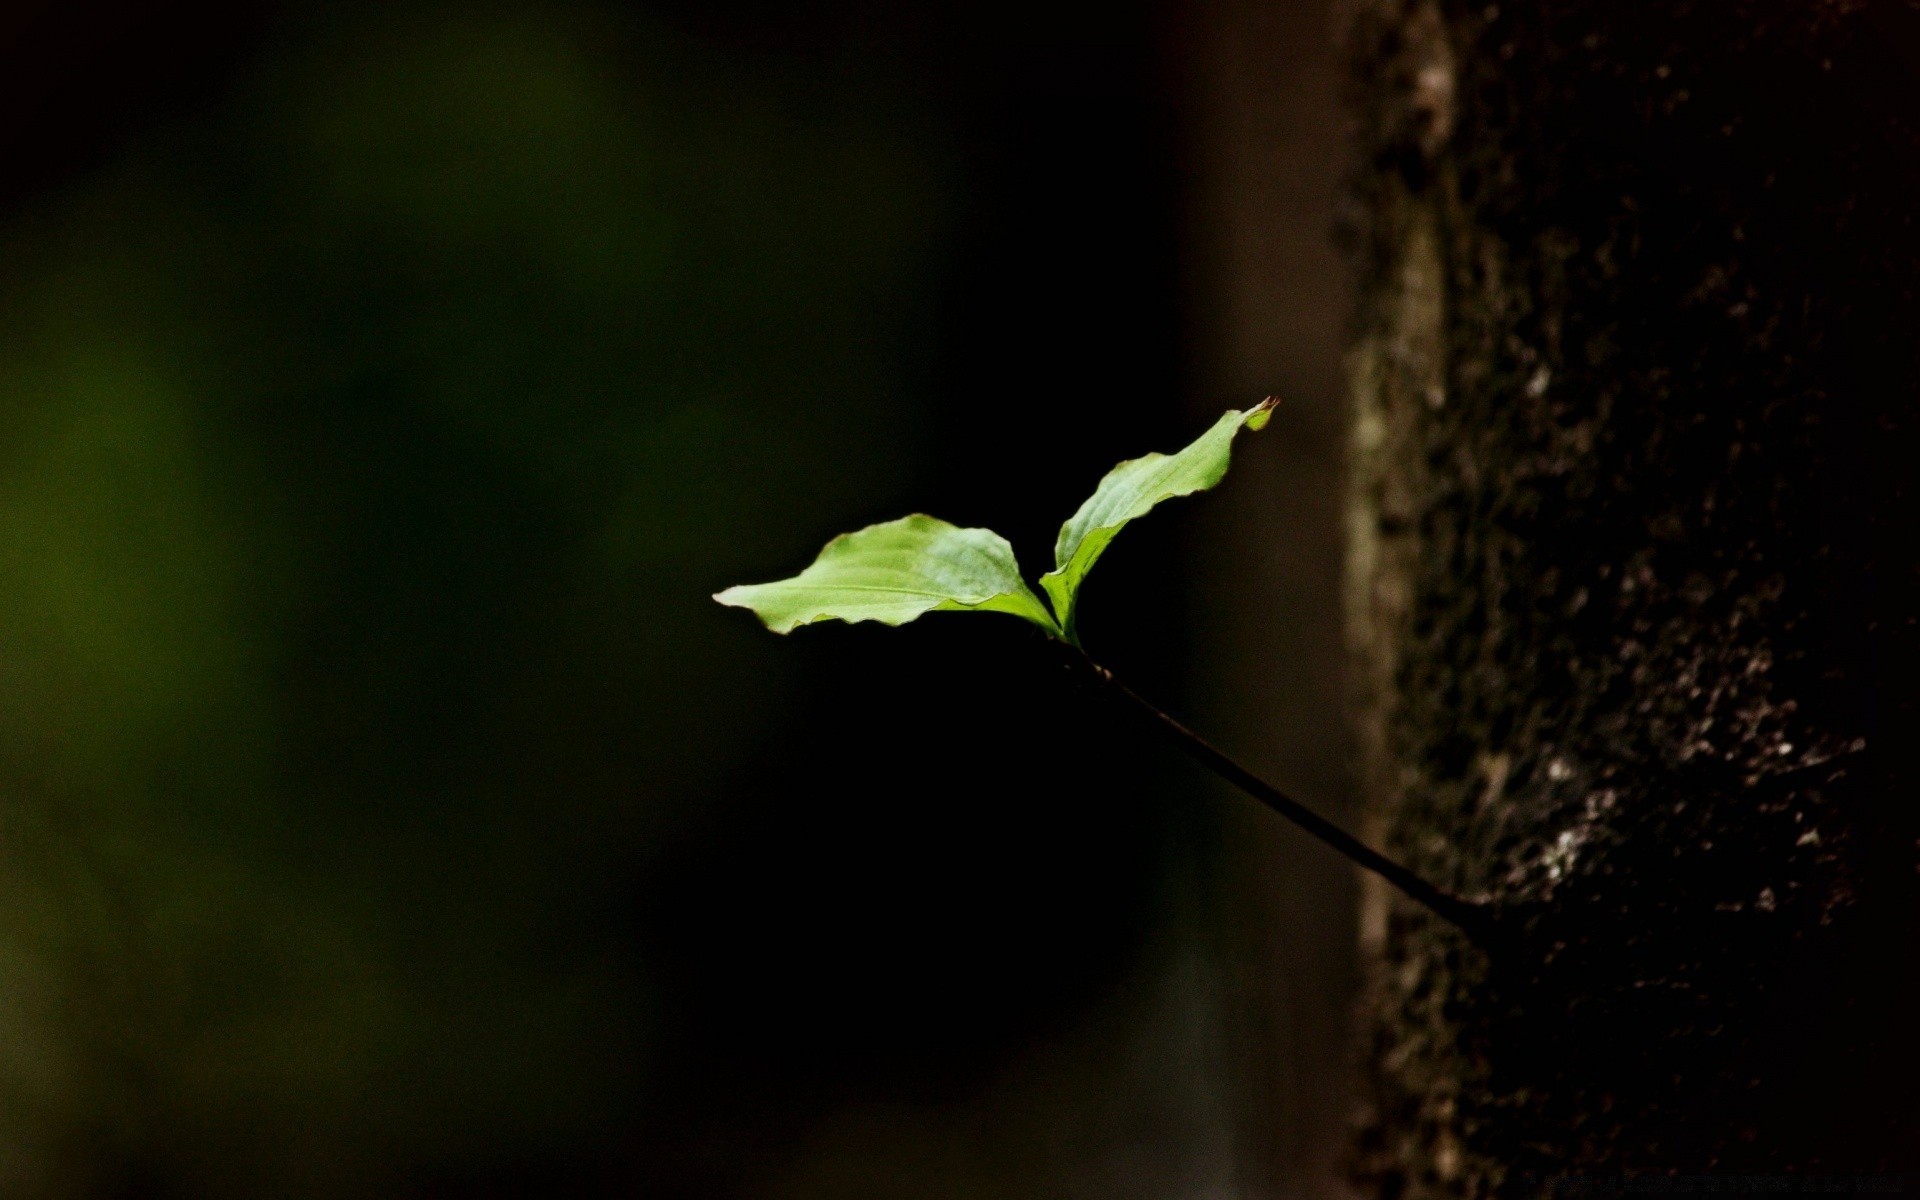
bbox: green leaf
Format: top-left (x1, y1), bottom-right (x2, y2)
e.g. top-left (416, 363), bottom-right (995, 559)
top-left (714, 514), bottom-right (1060, 635)
top-left (1040, 397), bottom-right (1276, 638)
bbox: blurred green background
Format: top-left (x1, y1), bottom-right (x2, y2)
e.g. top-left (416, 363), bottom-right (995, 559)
top-left (0, 2), bottom-right (1360, 1197)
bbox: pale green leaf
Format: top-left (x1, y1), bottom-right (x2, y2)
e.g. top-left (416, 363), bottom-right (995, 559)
top-left (714, 514), bottom-right (1060, 635)
top-left (1040, 398), bottom-right (1276, 637)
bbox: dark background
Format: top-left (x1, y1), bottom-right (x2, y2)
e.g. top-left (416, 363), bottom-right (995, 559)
top-left (0, 2), bottom-right (1357, 1196)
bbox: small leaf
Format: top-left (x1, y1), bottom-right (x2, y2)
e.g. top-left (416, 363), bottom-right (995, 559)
top-left (715, 514), bottom-right (1060, 635)
top-left (1041, 397), bottom-right (1276, 637)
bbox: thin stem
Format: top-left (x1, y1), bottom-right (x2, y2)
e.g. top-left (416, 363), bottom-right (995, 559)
top-left (1057, 644), bottom-right (1498, 947)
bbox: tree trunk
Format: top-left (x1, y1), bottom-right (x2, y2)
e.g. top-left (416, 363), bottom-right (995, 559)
top-left (1345, 0), bottom-right (1920, 1190)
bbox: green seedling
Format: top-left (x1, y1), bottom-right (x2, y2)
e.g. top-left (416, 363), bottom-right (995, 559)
top-left (715, 398), bottom-right (1276, 645)
top-left (714, 399), bottom-right (1494, 945)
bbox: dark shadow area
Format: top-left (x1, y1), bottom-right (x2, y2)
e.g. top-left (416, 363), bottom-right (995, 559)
top-left (0, 2), bottom-right (1348, 1197)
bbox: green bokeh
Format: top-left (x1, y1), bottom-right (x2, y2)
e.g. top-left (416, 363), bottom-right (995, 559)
top-left (0, 5), bottom-right (944, 1193)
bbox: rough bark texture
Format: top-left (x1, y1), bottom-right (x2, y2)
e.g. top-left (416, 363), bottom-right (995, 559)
top-left (1345, 0), bottom-right (1920, 1192)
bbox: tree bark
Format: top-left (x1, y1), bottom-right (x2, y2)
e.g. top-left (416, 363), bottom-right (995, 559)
top-left (1345, 0), bottom-right (1920, 1190)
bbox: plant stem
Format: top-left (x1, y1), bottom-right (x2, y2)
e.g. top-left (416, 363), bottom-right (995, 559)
top-left (1059, 645), bottom-right (1499, 947)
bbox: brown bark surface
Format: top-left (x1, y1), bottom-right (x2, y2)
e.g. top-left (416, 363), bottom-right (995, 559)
top-left (1345, 1), bottom-right (1920, 1191)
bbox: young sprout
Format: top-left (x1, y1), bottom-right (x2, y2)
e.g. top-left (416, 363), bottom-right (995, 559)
top-left (714, 398), bottom-right (1496, 947)
top-left (716, 398), bottom-right (1277, 646)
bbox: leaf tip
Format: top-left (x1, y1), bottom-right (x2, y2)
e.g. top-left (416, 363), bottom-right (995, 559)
top-left (1245, 395), bottom-right (1281, 431)
top-left (713, 584), bottom-right (795, 633)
